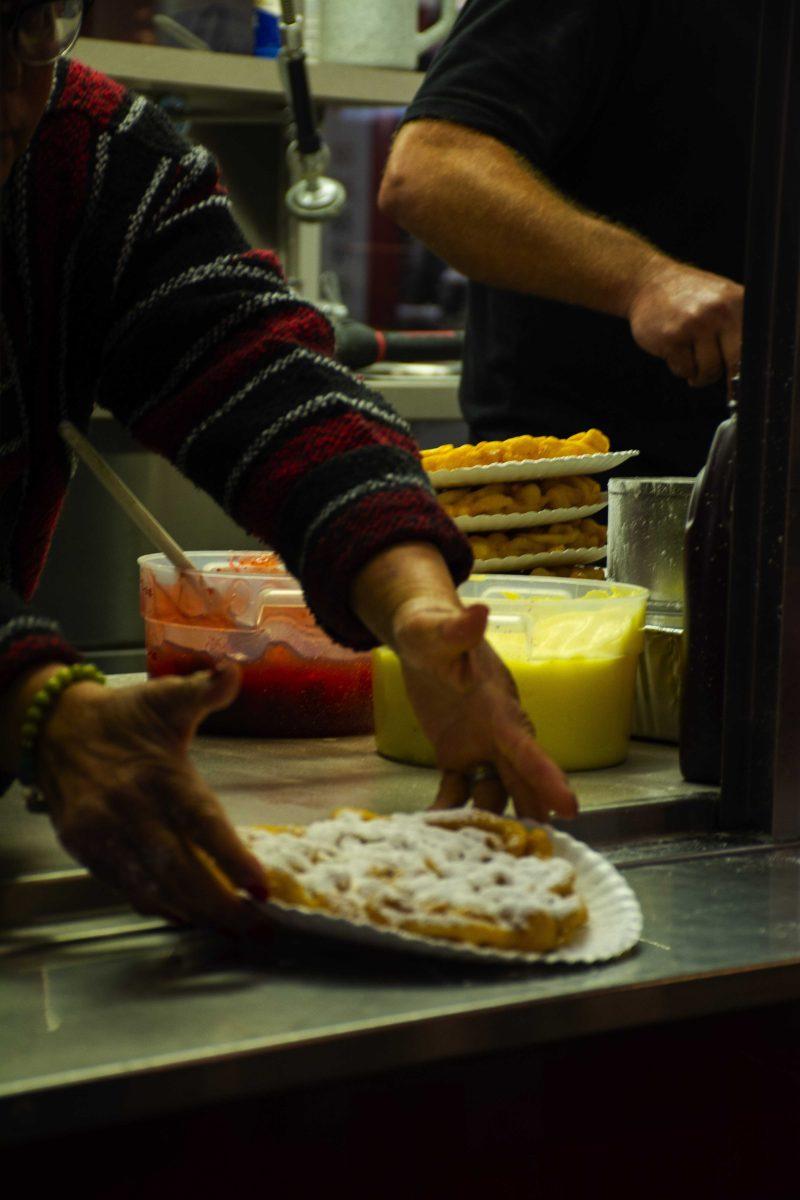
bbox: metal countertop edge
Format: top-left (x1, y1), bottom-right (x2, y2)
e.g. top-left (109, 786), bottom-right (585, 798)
top-left (4, 837), bottom-right (790, 944)
top-left (3, 956), bottom-right (800, 1145)
top-left (0, 793), bottom-right (733, 925)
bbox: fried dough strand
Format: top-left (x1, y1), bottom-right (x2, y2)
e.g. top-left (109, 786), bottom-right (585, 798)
top-left (421, 429), bottom-right (610, 472)
top-left (438, 475), bottom-right (602, 518)
top-left (529, 566), bottom-right (607, 579)
top-left (469, 518), bottom-right (607, 561)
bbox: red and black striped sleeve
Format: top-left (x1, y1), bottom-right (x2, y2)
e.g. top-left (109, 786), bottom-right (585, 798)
top-left (87, 90), bottom-right (471, 646)
top-left (0, 586), bottom-right (81, 696)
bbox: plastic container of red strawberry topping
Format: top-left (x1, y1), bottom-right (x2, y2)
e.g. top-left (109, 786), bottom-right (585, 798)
top-left (139, 551), bottom-right (373, 737)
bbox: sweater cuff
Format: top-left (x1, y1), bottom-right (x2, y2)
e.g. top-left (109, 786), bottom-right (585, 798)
top-left (0, 617), bottom-right (82, 798)
top-left (300, 488), bottom-right (474, 650)
top-left (0, 615), bottom-right (82, 697)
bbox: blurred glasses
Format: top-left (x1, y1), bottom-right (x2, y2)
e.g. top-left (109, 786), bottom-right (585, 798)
top-left (1, 1), bottom-right (87, 66)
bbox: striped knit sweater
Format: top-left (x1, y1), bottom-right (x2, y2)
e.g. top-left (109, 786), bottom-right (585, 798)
top-left (0, 58), bottom-right (471, 700)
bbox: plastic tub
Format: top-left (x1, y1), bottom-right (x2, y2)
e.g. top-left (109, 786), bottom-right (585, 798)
top-left (373, 575), bottom-right (648, 772)
top-left (139, 552), bottom-right (373, 737)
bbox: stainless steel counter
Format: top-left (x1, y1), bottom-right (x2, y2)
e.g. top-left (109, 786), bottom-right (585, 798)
top-left (2, 708), bottom-right (799, 1146)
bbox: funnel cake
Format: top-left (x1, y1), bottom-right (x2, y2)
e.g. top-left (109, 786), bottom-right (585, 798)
top-left (530, 565), bottom-right (606, 580)
top-left (469, 518), bottom-right (607, 562)
top-left (242, 807), bottom-right (588, 953)
top-left (437, 475), bottom-right (603, 519)
top-left (421, 429), bottom-right (610, 473)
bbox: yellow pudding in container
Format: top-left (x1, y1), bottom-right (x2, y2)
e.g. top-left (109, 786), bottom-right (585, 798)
top-left (373, 576), bottom-right (648, 772)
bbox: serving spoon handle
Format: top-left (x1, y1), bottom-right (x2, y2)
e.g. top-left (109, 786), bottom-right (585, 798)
top-left (59, 420), bottom-right (197, 576)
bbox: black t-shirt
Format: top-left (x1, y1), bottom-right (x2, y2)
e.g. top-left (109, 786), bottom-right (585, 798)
top-left (403, 0), bottom-right (758, 475)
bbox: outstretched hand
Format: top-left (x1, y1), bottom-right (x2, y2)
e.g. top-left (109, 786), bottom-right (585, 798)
top-left (35, 663), bottom-right (270, 932)
top-left (391, 596), bottom-right (578, 821)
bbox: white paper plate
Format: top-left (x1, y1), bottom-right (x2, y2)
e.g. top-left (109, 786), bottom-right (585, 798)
top-left (427, 450), bottom-right (638, 488)
top-left (453, 498), bottom-right (608, 532)
top-left (471, 546), bottom-right (607, 572)
top-left (258, 826), bottom-right (642, 967)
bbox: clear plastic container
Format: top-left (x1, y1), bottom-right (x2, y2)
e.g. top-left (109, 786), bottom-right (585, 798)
top-left (139, 552), bottom-right (373, 737)
top-left (373, 575), bottom-right (649, 772)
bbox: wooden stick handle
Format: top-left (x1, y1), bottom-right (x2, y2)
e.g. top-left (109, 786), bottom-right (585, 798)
top-left (59, 421), bottom-right (197, 576)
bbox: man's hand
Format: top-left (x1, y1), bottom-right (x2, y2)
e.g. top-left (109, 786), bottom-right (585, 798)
top-left (627, 259), bottom-right (743, 387)
top-left (392, 598), bottom-right (577, 820)
top-left (34, 664), bottom-right (270, 933)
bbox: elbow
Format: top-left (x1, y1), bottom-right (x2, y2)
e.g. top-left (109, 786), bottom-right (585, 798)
top-left (378, 159), bottom-right (421, 230)
top-left (378, 129), bottom-right (442, 233)
top-left (380, 119), bottom-right (478, 233)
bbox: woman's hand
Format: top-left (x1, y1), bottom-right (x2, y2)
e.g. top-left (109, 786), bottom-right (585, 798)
top-left (33, 663), bottom-right (270, 933)
top-left (391, 596), bottom-right (578, 821)
top-left (350, 540), bottom-right (579, 820)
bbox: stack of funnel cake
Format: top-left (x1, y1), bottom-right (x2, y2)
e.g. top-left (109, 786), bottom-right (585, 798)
top-left (422, 430), bottom-right (638, 575)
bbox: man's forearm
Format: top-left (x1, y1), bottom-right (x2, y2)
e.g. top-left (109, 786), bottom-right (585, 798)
top-left (380, 120), bottom-right (666, 319)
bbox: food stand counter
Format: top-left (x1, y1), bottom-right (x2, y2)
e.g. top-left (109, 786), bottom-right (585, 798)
top-left (2, 711), bottom-right (800, 1165)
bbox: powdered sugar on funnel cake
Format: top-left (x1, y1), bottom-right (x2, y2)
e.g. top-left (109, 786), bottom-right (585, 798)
top-left (242, 807), bottom-right (589, 954)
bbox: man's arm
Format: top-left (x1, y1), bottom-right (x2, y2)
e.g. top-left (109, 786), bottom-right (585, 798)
top-left (379, 119), bottom-right (743, 387)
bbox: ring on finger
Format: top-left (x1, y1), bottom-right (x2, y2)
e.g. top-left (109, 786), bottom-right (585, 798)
top-left (465, 762), bottom-right (501, 790)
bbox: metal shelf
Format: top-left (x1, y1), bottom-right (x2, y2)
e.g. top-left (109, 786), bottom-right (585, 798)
top-left (360, 369), bottom-right (462, 420)
top-left (75, 37), bottom-right (422, 118)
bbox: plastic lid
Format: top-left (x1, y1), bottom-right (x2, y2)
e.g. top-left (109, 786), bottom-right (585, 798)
top-left (607, 477), bottom-right (695, 494)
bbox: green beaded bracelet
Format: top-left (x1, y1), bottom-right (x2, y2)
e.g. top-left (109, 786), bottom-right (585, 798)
top-left (18, 663), bottom-right (107, 795)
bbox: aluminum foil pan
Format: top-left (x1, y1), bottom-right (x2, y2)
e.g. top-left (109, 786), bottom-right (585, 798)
top-left (633, 618), bottom-right (684, 744)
